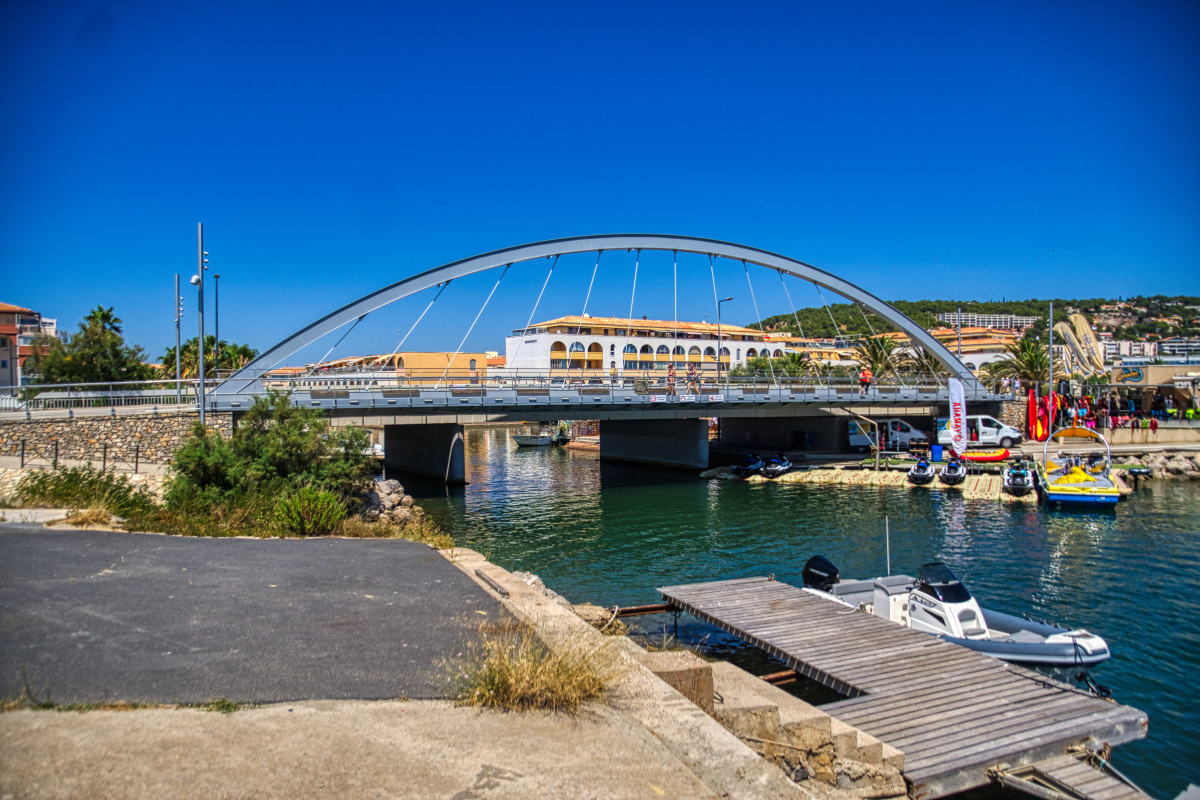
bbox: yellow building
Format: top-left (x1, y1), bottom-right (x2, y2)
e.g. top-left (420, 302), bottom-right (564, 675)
top-left (264, 351), bottom-right (489, 389)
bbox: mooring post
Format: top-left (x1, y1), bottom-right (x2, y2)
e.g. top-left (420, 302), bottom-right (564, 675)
top-left (102, 443), bottom-right (107, 471)
top-left (53, 440), bottom-right (58, 467)
top-left (20, 439), bottom-right (25, 468)
top-left (134, 444), bottom-right (139, 474)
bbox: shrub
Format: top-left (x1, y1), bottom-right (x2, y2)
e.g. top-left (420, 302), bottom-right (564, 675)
top-left (275, 487), bottom-right (347, 536)
top-left (446, 622), bottom-right (622, 713)
top-left (15, 465), bottom-right (156, 517)
top-left (165, 390), bottom-right (372, 511)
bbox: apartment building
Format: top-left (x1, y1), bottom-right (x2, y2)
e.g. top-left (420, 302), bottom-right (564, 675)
top-left (935, 312), bottom-right (1039, 330)
top-left (0, 301), bottom-right (56, 388)
top-left (1156, 337), bottom-right (1200, 358)
top-left (1103, 340), bottom-right (1157, 361)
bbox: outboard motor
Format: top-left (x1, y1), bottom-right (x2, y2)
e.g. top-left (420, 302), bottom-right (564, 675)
top-left (802, 555), bottom-right (840, 592)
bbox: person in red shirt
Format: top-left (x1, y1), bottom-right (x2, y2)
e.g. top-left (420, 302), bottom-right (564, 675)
top-left (859, 367), bottom-right (873, 397)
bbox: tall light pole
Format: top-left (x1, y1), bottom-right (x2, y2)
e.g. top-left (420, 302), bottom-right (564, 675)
top-left (213, 273), bottom-right (220, 376)
top-left (193, 223), bottom-right (209, 423)
top-left (1048, 301), bottom-right (1054, 400)
top-left (717, 296), bottom-right (733, 388)
top-left (174, 274), bottom-right (182, 403)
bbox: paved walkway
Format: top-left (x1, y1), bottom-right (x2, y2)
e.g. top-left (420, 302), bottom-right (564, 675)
top-left (0, 526), bottom-right (503, 703)
top-left (0, 700), bottom-right (718, 799)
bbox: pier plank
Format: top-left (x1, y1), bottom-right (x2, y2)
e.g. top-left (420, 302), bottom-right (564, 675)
top-left (658, 578), bottom-right (1147, 800)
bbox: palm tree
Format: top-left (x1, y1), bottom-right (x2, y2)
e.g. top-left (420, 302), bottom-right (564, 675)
top-left (906, 346), bottom-right (950, 378)
top-left (852, 336), bottom-right (901, 378)
top-left (160, 336), bottom-right (258, 378)
top-left (84, 305), bottom-right (123, 335)
top-left (986, 338), bottom-right (1065, 386)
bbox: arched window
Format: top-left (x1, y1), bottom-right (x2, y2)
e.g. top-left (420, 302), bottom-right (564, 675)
top-left (688, 346), bottom-right (701, 357)
top-left (550, 340), bottom-right (569, 370)
top-left (623, 344), bottom-right (637, 355)
top-left (610, 361), bottom-right (616, 368)
top-left (673, 346), bottom-right (685, 356)
top-left (588, 342), bottom-right (602, 353)
top-left (640, 344), bottom-right (653, 354)
top-left (551, 341), bottom-right (567, 354)
top-left (719, 347), bottom-right (730, 356)
top-left (746, 348), bottom-right (757, 358)
top-left (704, 347), bottom-right (716, 357)
top-left (736, 349), bottom-right (741, 360)
top-left (773, 349), bottom-right (783, 358)
top-left (656, 345), bottom-right (670, 355)
top-left (569, 342), bottom-right (585, 353)
top-left (469, 359), bottom-right (477, 370)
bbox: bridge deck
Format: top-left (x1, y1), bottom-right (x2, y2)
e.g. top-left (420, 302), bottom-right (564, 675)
top-left (658, 577), bottom-right (1147, 800)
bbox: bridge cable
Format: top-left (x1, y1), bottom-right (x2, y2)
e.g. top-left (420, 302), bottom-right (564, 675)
top-left (434, 265), bottom-right (509, 390)
top-left (622, 250), bottom-right (640, 379)
top-left (386, 280), bottom-right (452, 365)
top-left (574, 251), bottom-right (603, 375)
top-left (509, 257), bottom-right (558, 374)
top-left (741, 261), bottom-right (776, 386)
top-left (814, 284), bottom-right (847, 350)
top-left (304, 313), bottom-right (368, 379)
top-left (778, 271), bottom-right (809, 373)
top-left (854, 301), bottom-right (909, 388)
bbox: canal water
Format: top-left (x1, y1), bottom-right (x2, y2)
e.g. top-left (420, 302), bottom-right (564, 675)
top-left (402, 428), bottom-right (1199, 799)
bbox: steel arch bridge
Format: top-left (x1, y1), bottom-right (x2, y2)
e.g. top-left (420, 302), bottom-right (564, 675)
top-left (217, 234), bottom-right (982, 399)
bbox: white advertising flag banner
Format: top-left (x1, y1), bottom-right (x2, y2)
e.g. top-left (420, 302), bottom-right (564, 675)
top-left (948, 378), bottom-right (967, 456)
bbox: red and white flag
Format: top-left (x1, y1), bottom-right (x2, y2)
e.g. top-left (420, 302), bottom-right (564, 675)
top-left (948, 378), bottom-right (967, 456)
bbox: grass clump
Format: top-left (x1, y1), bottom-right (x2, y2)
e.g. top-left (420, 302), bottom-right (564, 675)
top-left (47, 507), bottom-right (114, 528)
top-left (275, 487), bottom-right (346, 536)
top-left (446, 621), bottom-right (623, 713)
top-left (15, 465), bottom-right (156, 517)
top-left (339, 511), bottom-right (455, 549)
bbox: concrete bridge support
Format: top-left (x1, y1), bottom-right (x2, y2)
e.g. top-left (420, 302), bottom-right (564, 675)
top-left (599, 418), bottom-right (709, 469)
top-left (383, 423), bottom-right (465, 483)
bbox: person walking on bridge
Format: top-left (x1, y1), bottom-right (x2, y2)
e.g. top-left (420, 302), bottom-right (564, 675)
top-left (859, 366), bottom-right (873, 397)
top-left (666, 362), bottom-right (678, 396)
top-left (686, 363), bottom-right (699, 396)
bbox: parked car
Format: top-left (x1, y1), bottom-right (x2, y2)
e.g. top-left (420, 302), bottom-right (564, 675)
top-left (849, 419), bottom-right (929, 452)
top-left (936, 415), bottom-right (1022, 448)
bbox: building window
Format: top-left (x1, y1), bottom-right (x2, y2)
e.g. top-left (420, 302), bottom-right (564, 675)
top-left (610, 361), bottom-right (616, 369)
top-left (569, 342), bottom-right (585, 354)
top-left (656, 345), bottom-right (669, 355)
top-left (469, 359), bottom-right (477, 370)
top-left (773, 350), bottom-right (783, 357)
top-left (704, 347), bottom-right (716, 357)
top-left (720, 347), bottom-right (730, 357)
top-left (610, 344), bottom-right (615, 354)
top-left (736, 349), bottom-right (741, 360)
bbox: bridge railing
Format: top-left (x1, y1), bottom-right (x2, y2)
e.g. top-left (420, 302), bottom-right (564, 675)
top-left (0, 379), bottom-right (200, 416)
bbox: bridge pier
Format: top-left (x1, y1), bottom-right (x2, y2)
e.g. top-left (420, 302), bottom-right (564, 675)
top-left (383, 423), bottom-right (465, 483)
top-left (599, 418), bottom-right (709, 469)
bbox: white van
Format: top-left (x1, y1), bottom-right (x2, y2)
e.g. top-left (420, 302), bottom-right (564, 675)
top-left (848, 419), bottom-right (929, 452)
top-left (937, 415), bottom-right (1023, 448)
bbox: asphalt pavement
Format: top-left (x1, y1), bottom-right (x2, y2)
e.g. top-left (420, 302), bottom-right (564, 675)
top-left (0, 525), bottom-right (505, 704)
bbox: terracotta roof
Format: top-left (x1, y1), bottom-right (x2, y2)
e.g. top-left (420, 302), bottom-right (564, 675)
top-left (529, 315), bottom-right (765, 337)
top-left (0, 302), bottom-right (36, 314)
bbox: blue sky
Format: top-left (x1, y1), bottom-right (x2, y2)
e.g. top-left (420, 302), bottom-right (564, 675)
top-left (2, 0), bottom-right (1197, 365)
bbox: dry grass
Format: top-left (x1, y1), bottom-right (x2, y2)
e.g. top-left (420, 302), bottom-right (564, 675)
top-left (339, 512), bottom-right (455, 549)
top-left (445, 621), bottom-right (624, 713)
top-left (45, 507), bottom-right (114, 528)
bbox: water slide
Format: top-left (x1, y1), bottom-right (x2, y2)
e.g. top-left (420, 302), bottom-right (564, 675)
top-left (1053, 322), bottom-right (1099, 378)
top-left (1070, 313), bottom-right (1107, 371)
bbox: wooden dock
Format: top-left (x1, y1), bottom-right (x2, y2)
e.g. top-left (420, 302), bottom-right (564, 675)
top-left (658, 577), bottom-right (1147, 800)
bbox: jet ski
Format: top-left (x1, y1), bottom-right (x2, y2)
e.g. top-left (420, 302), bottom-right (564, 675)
top-left (800, 556), bottom-right (1110, 667)
top-left (1004, 458), bottom-right (1035, 496)
top-left (731, 453), bottom-right (765, 478)
top-left (907, 459), bottom-right (935, 485)
top-left (938, 458), bottom-right (967, 486)
top-left (761, 454), bottom-right (792, 479)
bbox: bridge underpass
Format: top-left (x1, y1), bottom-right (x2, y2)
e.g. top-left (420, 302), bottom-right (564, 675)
top-left (321, 396), bottom-right (1004, 480)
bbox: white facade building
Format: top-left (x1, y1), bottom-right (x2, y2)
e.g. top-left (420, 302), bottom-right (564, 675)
top-left (936, 312), bottom-right (1039, 330)
top-left (1103, 340), bottom-right (1157, 361)
top-left (504, 315), bottom-right (770, 374)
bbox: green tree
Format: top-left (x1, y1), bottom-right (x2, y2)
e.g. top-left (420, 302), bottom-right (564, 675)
top-left (984, 339), bottom-right (1065, 385)
top-left (166, 390), bottom-right (372, 510)
top-left (160, 336), bottom-right (258, 378)
top-left (852, 336), bottom-right (902, 378)
top-left (25, 305), bottom-right (153, 385)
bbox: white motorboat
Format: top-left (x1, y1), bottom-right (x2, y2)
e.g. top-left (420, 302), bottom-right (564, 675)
top-left (512, 433), bottom-right (552, 447)
top-left (800, 556), bottom-right (1110, 667)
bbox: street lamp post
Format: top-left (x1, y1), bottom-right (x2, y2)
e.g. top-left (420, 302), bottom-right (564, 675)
top-left (192, 223), bottom-right (209, 423)
top-left (717, 296), bottom-right (733, 389)
top-left (174, 274), bottom-right (182, 404)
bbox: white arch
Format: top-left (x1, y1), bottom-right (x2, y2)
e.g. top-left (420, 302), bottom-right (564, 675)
top-left (218, 234), bottom-right (981, 393)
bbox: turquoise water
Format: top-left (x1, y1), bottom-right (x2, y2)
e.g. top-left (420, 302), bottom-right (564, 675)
top-left (405, 429), bottom-right (1200, 799)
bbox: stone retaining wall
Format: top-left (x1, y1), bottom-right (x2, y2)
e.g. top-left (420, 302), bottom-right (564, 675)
top-left (0, 412), bottom-right (233, 466)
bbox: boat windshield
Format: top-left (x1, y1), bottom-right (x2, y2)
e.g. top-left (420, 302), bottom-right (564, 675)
top-left (917, 563), bottom-right (972, 603)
